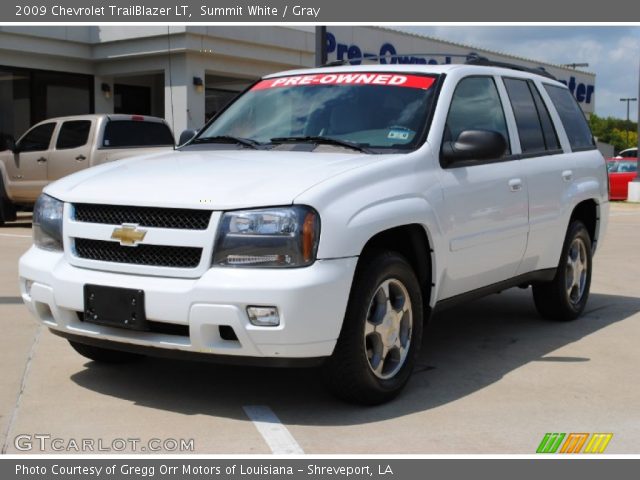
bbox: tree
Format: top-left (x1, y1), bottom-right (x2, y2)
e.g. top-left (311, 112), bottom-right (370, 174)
top-left (589, 113), bottom-right (638, 152)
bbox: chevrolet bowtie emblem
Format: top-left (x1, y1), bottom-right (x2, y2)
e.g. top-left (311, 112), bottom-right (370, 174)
top-left (111, 224), bottom-right (147, 246)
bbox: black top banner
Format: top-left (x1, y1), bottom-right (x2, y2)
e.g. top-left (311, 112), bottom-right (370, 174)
top-left (3, 0), bottom-right (640, 22)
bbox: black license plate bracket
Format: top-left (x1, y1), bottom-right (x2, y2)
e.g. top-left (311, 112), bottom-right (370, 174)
top-left (83, 284), bottom-right (148, 331)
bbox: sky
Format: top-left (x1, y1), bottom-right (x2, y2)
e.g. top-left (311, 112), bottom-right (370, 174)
top-left (398, 26), bottom-right (640, 122)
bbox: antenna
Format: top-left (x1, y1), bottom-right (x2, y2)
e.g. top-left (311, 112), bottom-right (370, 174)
top-left (167, 27), bottom-right (176, 143)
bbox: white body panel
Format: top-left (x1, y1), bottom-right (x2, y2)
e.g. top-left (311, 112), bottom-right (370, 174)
top-left (18, 64), bottom-right (610, 361)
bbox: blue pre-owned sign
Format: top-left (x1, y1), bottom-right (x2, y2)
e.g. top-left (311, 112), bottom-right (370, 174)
top-left (326, 31), bottom-right (596, 109)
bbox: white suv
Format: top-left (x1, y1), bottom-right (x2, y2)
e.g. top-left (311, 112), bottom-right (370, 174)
top-left (19, 63), bottom-right (609, 404)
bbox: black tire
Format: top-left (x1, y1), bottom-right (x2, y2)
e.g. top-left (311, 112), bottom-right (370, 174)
top-left (69, 340), bottom-right (144, 364)
top-left (323, 251), bottom-right (424, 405)
top-left (532, 220), bottom-right (592, 321)
top-left (0, 179), bottom-right (17, 226)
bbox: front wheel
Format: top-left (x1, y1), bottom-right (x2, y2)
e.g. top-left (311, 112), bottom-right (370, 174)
top-left (532, 220), bottom-right (593, 321)
top-left (323, 251), bottom-right (424, 405)
top-left (0, 186), bottom-right (17, 226)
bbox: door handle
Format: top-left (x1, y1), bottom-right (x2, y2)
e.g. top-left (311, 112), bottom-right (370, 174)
top-left (508, 178), bottom-right (523, 192)
top-left (36, 157), bottom-right (47, 164)
top-left (562, 170), bottom-right (573, 182)
top-left (75, 154), bottom-right (87, 161)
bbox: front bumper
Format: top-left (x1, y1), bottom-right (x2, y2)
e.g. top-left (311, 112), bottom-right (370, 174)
top-left (19, 246), bottom-right (358, 362)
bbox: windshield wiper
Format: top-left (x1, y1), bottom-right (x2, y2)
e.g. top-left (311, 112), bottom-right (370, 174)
top-left (270, 136), bottom-right (371, 153)
top-left (192, 135), bottom-right (261, 149)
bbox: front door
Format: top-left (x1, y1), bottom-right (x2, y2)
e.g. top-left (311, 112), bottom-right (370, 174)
top-left (4, 122), bottom-right (56, 203)
top-left (437, 76), bottom-right (529, 299)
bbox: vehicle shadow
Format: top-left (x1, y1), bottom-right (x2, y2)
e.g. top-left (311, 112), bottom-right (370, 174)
top-left (69, 289), bottom-right (640, 425)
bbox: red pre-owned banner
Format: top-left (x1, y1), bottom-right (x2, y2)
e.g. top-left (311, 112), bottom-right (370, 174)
top-left (252, 73), bottom-right (436, 90)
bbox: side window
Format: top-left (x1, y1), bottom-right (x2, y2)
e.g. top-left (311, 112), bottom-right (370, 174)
top-left (618, 161), bottom-right (638, 173)
top-left (56, 120), bottom-right (91, 150)
top-left (503, 78), bottom-right (545, 153)
top-left (18, 123), bottom-right (56, 153)
top-left (529, 83), bottom-right (560, 151)
top-left (544, 84), bottom-right (595, 151)
top-left (445, 76), bottom-right (510, 155)
top-left (503, 78), bottom-right (560, 154)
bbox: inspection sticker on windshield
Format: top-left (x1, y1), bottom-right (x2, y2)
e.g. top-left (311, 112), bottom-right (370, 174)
top-left (253, 73), bottom-right (435, 90)
top-left (388, 128), bottom-right (411, 140)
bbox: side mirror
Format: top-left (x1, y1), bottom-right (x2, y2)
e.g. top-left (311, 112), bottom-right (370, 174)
top-left (178, 129), bottom-right (198, 146)
top-left (441, 129), bottom-right (507, 165)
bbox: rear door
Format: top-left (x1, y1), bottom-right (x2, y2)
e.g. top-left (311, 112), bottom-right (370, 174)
top-left (516, 80), bottom-right (598, 272)
top-left (437, 75), bottom-right (529, 299)
top-left (4, 122), bottom-right (56, 202)
top-left (48, 119), bottom-right (94, 181)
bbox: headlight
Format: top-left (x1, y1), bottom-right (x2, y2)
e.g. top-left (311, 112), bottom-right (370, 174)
top-left (213, 206), bottom-right (320, 267)
top-left (33, 194), bottom-right (63, 251)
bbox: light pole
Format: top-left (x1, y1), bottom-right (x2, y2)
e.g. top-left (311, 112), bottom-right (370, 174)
top-left (620, 97), bottom-right (638, 148)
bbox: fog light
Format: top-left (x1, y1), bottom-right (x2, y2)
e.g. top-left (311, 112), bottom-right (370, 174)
top-left (247, 306), bottom-right (280, 326)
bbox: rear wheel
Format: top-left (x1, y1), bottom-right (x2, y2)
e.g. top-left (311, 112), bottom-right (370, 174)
top-left (532, 220), bottom-right (592, 321)
top-left (69, 340), bottom-right (144, 363)
top-left (323, 251), bottom-right (423, 405)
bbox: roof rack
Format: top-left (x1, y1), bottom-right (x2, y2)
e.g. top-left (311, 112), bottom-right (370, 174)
top-left (321, 52), bottom-right (558, 81)
top-left (322, 52), bottom-right (486, 67)
top-left (464, 57), bottom-right (557, 80)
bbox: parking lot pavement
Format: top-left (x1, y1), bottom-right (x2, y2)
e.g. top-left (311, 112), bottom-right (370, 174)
top-left (1, 204), bottom-right (639, 454)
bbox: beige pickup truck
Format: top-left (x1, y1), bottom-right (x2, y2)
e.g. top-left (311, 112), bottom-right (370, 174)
top-left (0, 114), bottom-right (175, 224)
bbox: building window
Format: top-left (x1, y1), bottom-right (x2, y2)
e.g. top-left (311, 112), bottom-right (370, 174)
top-left (0, 69), bottom-right (31, 143)
top-left (0, 66), bottom-right (93, 142)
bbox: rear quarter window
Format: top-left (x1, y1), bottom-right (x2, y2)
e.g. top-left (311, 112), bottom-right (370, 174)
top-left (102, 121), bottom-right (174, 148)
top-left (543, 84), bottom-right (595, 151)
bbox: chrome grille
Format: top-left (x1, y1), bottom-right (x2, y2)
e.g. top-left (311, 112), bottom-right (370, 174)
top-left (74, 239), bottom-right (202, 268)
top-left (73, 203), bottom-right (212, 230)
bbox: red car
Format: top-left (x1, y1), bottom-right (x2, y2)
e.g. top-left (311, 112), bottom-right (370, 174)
top-left (607, 158), bottom-right (638, 200)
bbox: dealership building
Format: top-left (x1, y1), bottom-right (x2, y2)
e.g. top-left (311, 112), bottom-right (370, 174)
top-left (0, 26), bottom-right (597, 141)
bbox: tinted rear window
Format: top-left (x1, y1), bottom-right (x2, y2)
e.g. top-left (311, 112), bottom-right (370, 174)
top-left (503, 78), bottom-right (546, 153)
top-left (56, 120), bottom-right (91, 149)
top-left (543, 84), bottom-right (595, 151)
top-left (102, 121), bottom-right (174, 148)
top-left (529, 83), bottom-right (560, 151)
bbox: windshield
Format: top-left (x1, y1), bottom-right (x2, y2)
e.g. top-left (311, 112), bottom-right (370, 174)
top-left (609, 160), bottom-right (638, 173)
top-left (196, 72), bottom-right (438, 152)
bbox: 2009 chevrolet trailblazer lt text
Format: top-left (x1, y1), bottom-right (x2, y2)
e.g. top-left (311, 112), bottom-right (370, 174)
top-left (19, 61), bottom-right (609, 404)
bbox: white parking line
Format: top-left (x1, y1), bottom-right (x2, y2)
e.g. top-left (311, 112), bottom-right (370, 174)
top-left (0, 233), bottom-right (31, 238)
top-left (1, 325), bottom-right (42, 454)
top-left (243, 405), bottom-right (304, 454)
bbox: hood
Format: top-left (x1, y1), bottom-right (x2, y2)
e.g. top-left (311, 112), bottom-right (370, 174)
top-left (45, 148), bottom-right (391, 210)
